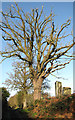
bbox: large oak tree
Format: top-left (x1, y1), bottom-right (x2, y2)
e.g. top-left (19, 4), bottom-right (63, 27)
top-left (0, 3), bottom-right (74, 101)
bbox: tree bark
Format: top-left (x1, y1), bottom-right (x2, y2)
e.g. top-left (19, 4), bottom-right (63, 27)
top-left (23, 98), bottom-right (27, 109)
top-left (33, 78), bottom-right (43, 101)
top-left (23, 91), bottom-right (27, 109)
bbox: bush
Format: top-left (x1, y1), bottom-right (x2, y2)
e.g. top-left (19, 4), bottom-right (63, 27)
top-left (2, 87), bottom-right (10, 101)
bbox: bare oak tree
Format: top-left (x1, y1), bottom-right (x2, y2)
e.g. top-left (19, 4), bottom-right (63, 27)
top-left (0, 3), bottom-right (74, 101)
top-left (4, 61), bottom-right (32, 92)
top-left (4, 61), bottom-right (32, 108)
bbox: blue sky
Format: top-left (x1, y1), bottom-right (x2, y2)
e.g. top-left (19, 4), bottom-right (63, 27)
top-left (0, 2), bottom-right (74, 97)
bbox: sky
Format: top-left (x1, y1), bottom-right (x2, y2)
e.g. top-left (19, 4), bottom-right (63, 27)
top-left (0, 1), bottom-right (74, 97)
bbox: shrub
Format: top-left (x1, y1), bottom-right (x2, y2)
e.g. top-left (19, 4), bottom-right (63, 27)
top-left (2, 87), bottom-right (10, 101)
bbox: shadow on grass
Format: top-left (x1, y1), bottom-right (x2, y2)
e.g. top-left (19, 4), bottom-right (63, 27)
top-left (2, 99), bottom-right (36, 120)
top-left (2, 105), bottom-right (65, 120)
top-left (2, 103), bottom-right (70, 120)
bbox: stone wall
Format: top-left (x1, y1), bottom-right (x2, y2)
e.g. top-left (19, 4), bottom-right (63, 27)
top-left (55, 81), bottom-right (62, 97)
top-left (55, 81), bottom-right (71, 97)
top-left (63, 87), bottom-right (71, 96)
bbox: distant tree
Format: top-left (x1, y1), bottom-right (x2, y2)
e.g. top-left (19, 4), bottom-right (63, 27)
top-left (8, 91), bottom-right (34, 109)
top-left (17, 91), bottom-right (24, 108)
top-left (1, 87), bottom-right (10, 117)
top-left (4, 61), bottom-right (31, 91)
top-left (8, 94), bottom-right (18, 109)
top-left (0, 3), bottom-right (74, 101)
top-left (2, 87), bottom-right (10, 101)
top-left (4, 61), bottom-right (32, 109)
top-left (17, 90), bottom-right (34, 108)
top-left (4, 61), bottom-right (32, 93)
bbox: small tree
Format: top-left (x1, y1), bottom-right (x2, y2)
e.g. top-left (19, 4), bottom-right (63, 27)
top-left (4, 61), bottom-right (32, 108)
top-left (4, 61), bottom-right (32, 92)
top-left (0, 3), bottom-right (74, 101)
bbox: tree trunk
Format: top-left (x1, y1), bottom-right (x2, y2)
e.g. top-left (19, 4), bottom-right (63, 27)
top-left (23, 98), bottom-right (27, 109)
top-left (33, 78), bottom-right (43, 101)
top-left (23, 91), bottom-right (27, 109)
